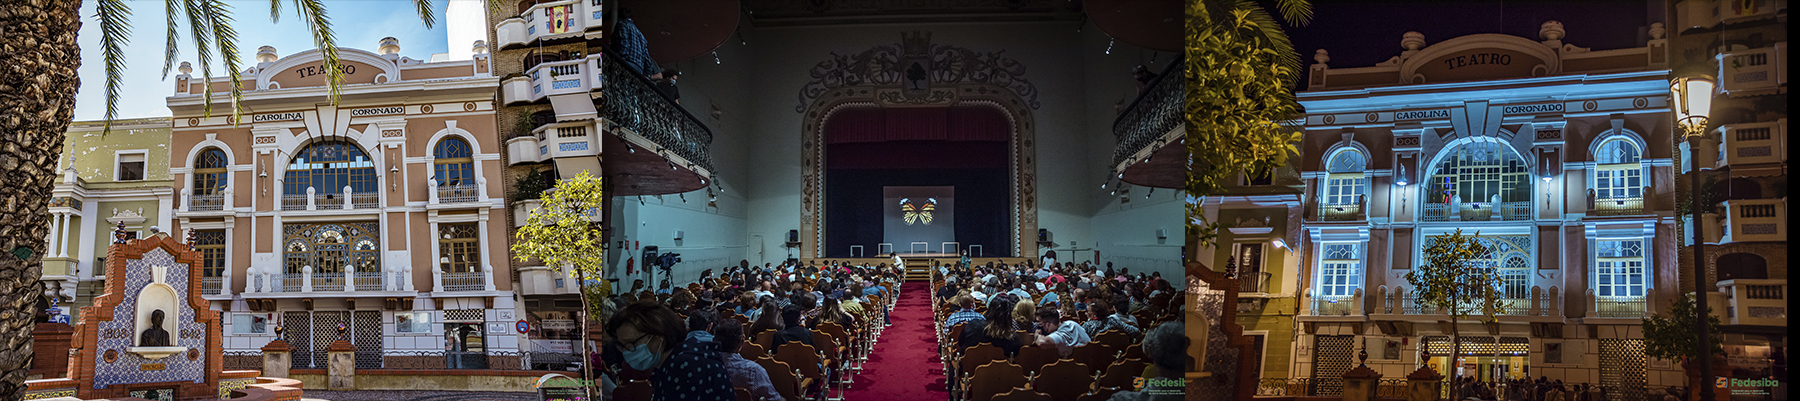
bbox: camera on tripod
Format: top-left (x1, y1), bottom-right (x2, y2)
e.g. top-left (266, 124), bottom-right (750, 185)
top-left (641, 246), bottom-right (681, 273)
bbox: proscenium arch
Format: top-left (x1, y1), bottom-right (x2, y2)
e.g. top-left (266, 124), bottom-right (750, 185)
top-left (799, 93), bottom-right (1037, 259)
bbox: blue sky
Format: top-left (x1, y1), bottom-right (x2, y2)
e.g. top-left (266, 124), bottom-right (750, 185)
top-left (74, 0), bottom-right (455, 120)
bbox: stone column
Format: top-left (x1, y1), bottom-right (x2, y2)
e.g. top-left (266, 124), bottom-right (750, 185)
top-left (326, 329), bottom-right (357, 391)
top-left (1343, 348), bottom-right (1382, 401)
top-left (261, 330), bottom-right (291, 378)
top-left (1406, 349), bottom-right (1444, 401)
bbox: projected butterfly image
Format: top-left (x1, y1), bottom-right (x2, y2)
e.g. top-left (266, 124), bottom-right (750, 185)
top-left (899, 198), bottom-right (938, 226)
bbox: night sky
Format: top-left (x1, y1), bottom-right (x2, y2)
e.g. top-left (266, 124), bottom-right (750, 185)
top-left (1283, 0), bottom-right (1661, 91)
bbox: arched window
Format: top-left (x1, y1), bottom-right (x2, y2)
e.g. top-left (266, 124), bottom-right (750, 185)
top-left (194, 148), bottom-right (229, 195)
top-left (1593, 137), bottom-right (1644, 201)
top-left (433, 137), bottom-right (475, 187)
top-left (281, 222), bottom-right (380, 281)
top-left (1424, 141), bottom-right (1531, 220)
top-left (1324, 150), bottom-right (1366, 207)
top-left (1716, 253), bottom-right (1768, 280)
top-left (284, 141), bottom-right (378, 198)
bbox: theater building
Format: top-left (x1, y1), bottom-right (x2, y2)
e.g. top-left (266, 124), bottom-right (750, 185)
top-left (162, 40), bottom-right (534, 371)
top-left (1288, 21), bottom-right (1678, 397)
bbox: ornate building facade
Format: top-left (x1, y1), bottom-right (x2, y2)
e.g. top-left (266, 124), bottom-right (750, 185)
top-left (162, 40), bottom-right (528, 371)
top-left (1288, 21), bottom-right (1678, 398)
top-left (44, 118), bottom-right (177, 321)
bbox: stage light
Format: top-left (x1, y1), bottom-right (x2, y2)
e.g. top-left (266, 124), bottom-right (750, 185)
top-left (680, 194), bottom-right (687, 203)
top-left (1105, 38), bottom-right (1114, 55)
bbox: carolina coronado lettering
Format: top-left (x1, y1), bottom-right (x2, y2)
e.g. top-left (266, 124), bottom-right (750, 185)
top-left (253, 112), bottom-right (304, 123)
top-left (1395, 109), bottom-right (1450, 120)
top-left (350, 106), bottom-right (405, 117)
top-left (1443, 53), bottom-right (1513, 69)
top-left (1503, 103), bottom-right (1564, 114)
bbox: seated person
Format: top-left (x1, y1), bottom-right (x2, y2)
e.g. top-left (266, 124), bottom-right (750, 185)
top-left (713, 319), bottom-right (782, 401)
top-left (1108, 321), bottom-right (1187, 401)
top-left (958, 296), bottom-right (1022, 357)
top-left (1031, 308), bottom-right (1090, 357)
top-left (1081, 295), bottom-right (1141, 338)
top-left (770, 305), bottom-right (814, 347)
top-left (942, 295), bottom-right (985, 334)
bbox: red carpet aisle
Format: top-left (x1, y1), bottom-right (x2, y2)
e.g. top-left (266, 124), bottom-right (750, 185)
top-left (841, 281), bottom-right (950, 401)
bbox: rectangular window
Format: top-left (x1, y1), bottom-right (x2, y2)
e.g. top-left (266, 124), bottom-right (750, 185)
top-left (1245, 168), bottom-right (1274, 186)
top-left (232, 313), bottom-right (268, 334)
top-left (396, 312), bottom-right (434, 333)
top-left (1596, 239), bottom-right (1646, 297)
top-left (1325, 174), bottom-right (1366, 205)
top-left (1319, 243), bottom-right (1361, 297)
top-left (1594, 165), bottom-right (1643, 200)
top-left (1234, 243), bottom-right (1264, 273)
top-left (196, 230), bottom-right (226, 278)
top-left (117, 152), bottom-right (146, 181)
top-left (438, 223), bottom-right (481, 273)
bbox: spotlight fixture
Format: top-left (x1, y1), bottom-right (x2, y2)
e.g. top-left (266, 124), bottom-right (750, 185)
top-left (713, 51), bottom-right (721, 65)
top-left (680, 194), bottom-right (687, 203)
top-left (1105, 38), bottom-right (1114, 55)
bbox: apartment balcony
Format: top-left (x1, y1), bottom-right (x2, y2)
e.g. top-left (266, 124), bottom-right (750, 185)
top-left (439, 271), bottom-right (492, 292)
top-left (1716, 279), bottom-right (1786, 326)
top-left (1112, 56), bottom-right (1184, 190)
top-left (518, 266), bottom-right (581, 296)
top-left (1420, 201), bottom-right (1531, 222)
top-left (491, 0), bottom-right (604, 50)
top-left (1304, 289), bottom-right (1362, 318)
top-left (176, 188), bottom-right (235, 217)
top-left (241, 268), bottom-right (412, 296)
top-left (1238, 271), bottom-right (1272, 294)
top-left (1676, 0), bottom-right (1786, 32)
top-left (1588, 196), bottom-right (1647, 217)
top-left (277, 186), bottom-right (381, 212)
top-left (1590, 295), bottom-right (1647, 318)
top-left (599, 55), bottom-right (715, 196)
top-left (501, 55), bottom-right (602, 119)
top-left (1718, 42), bottom-right (1787, 97)
top-left (1317, 197), bottom-right (1366, 222)
top-left (1719, 199), bottom-right (1787, 243)
top-left (427, 179), bottom-right (489, 210)
top-left (1717, 120), bottom-right (1788, 169)
top-left (507, 135), bottom-right (548, 165)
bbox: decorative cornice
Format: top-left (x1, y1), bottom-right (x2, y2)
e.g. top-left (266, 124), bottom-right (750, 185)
top-left (796, 31), bottom-right (1041, 112)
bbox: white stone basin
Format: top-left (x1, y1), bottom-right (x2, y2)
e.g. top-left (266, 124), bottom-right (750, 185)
top-left (128, 346), bottom-right (186, 360)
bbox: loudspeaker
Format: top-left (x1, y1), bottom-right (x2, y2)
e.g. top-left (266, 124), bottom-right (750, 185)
top-left (1037, 229), bottom-right (1049, 242)
top-left (787, 229), bottom-right (799, 243)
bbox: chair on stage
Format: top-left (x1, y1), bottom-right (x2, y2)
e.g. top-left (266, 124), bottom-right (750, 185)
top-left (1031, 359), bottom-right (1094, 401)
top-left (1096, 359), bottom-right (1148, 389)
top-left (1077, 387), bottom-right (1124, 401)
top-left (961, 360), bottom-right (1028, 401)
top-left (992, 387), bottom-right (1053, 401)
top-left (614, 379), bottom-right (653, 401)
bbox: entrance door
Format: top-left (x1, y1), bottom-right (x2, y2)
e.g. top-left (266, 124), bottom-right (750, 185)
top-left (750, 234), bottom-right (765, 267)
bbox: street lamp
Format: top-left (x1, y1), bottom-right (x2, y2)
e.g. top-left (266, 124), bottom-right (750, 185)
top-left (1671, 74), bottom-right (1716, 401)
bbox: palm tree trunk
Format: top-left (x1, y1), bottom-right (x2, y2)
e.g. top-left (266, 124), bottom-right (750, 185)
top-left (0, 1), bottom-right (81, 400)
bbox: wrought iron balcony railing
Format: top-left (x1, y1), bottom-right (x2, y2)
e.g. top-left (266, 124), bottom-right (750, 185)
top-left (190, 194), bottom-right (225, 211)
top-left (442, 271), bottom-right (487, 292)
top-left (600, 55), bottom-right (715, 174)
top-left (1421, 201), bottom-right (1531, 222)
top-left (1112, 56), bottom-right (1183, 167)
top-left (202, 277), bottom-right (224, 295)
top-left (1594, 296), bottom-right (1646, 318)
top-left (1590, 197), bottom-right (1645, 216)
top-left (1238, 271), bottom-right (1271, 293)
top-left (1319, 197), bottom-right (1366, 222)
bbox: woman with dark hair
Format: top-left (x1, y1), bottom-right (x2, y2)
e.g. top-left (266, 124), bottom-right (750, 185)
top-left (604, 300), bottom-right (733, 400)
top-left (959, 294), bottom-right (1023, 356)
top-left (812, 296), bottom-right (853, 329)
top-left (747, 299), bottom-right (783, 336)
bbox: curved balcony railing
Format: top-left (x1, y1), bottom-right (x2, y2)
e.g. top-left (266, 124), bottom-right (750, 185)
top-left (1112, 55), bottom-right (1183, 167)
top-left (601, 54), bottom-right (715, 173)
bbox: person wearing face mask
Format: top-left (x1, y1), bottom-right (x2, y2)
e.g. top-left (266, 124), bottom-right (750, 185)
top-left (1031, 308), bottom-right (1089, 357)
top-left (606, 301), bottom-right (734, 400)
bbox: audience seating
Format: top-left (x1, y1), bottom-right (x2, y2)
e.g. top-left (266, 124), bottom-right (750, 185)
top-left (753, 355), bottom-right (808, 401)
top-left (739, 342), bottom-right (769, 359)
top-left (733, 387), bottom-right (755, 401)
top-left (1014, 344), bottom-right (1060, 376)
top-left (1121, 343), bottom-right (1145, 361)
top-left (1069, 343), bottom-right (1117, 377)
top-left (1096, 359), bottom-right (1148, 389)
top-left (774, 342), bottom-right (830, 400)
top-left (961, 360), bottom-right (1028, 401)
top-left (1094, 330), bottom-right (1132, 351)
top-left (614, 379), bottom-right (653, 401)
top-left (992, 387), bottom-right (1054, 401)
top-left (1030, 359), bottom-right (1094, 401)
top-left (755, 330), bottom-right (776, 351)
top-left (1076, 387), bottom-right (1124, 401)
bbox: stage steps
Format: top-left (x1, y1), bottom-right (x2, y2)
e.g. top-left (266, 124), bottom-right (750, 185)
top-left (903, 259), bottom-right (933, 281)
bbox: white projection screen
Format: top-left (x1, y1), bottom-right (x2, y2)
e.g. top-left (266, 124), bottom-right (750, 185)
top-left (883, 186), bottom-right (955, 254)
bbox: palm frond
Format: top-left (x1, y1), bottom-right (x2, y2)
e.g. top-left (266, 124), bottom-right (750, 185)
top-left (414, 0), bottom-right (438, 29)
top-left (487, 0), bottom-right (505, 17)
top-left (95, 0), bottom-right (133, 137)
top-left (201, 0), bottom-right (247, 125)
top-left (1275, 0), bottom-right (1313, 26)
top-left (161, 1), bottom-right (184, 79)
top-left (185, 0), bottom-right (218, 117)
top-left (269, 0), bottom-right (282, 23)
top-left (292, 0), bottom-right (343, 105)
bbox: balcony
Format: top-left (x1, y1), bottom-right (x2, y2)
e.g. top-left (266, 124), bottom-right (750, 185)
top-left (277, 187), bottom-right (381, 211)
top-left (1718, 120), bottom-right (1788, 168)
top-left (1589, 196), bottom-right (1646, 216)
top-left (1318, 197), bottom-right (1366, 222)
top-left (441, 271), bottom-right (489, 292)
top-left (507, 136), bottom-right (547, 165)
top-left (1592, 296), bottom-right (1647, 318)
top-left (1308, 293), bottom-right (1360, 316)
top-left (1112, 56), bottom-right (1184, 190)
top-left (1717, 279), bottom-right (1786, 326)
top-left (202, 277), bottom-right (224, 295)
top-left (245, 269), bottom-right (394, 294)
top-left (1238, 271), bottom-right (1272, 294)
top-left (491, 0), bottom-right (604, 50)
top-left (533, 121), bottom-right (601, 159)
top-left (501, 55), bottom-right (602, 113)
top-left (1383, 287), bottom-right (1565, 318)
top-left (599, 55), bottom-right (716, 196)
top-left (1719, 199), bottom-right (1786, 243)
top-left (1718, 43), bottom-right (1786, 97)
top-left (428, 179), bottom-right (488, 210)
top-left (1420, 201), bottom-right (1531, 222)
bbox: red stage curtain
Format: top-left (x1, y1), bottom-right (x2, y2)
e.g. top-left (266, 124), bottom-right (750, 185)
top-left (824, 108), bottom-right (886, 144)
top-left (947, 106), bottom-right (1008, 142)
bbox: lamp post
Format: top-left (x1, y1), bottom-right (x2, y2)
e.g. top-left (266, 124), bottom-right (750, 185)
top-left (1671, 75), bottom-right (1715, 401)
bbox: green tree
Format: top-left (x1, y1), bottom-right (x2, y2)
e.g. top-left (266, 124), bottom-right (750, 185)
top-left (1643, 292), bottom-right (1724, 395)
top-left (1184, 0), bottom-right (1311, 247)
top-left (511, 170), bottom-right (605, 396)
top-left (1404, 229), bottom-right (1509, 401)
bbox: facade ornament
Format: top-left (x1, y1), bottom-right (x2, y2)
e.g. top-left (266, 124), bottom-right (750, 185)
top-left (1313, 49), bottom-right (1330, 65)
top-left (1539, 20), bottom-right (1565, 42)
top-left (1648, 22), bottom-right (1665, 40)
top-left (795, 31), bottom-right (1041, 112)
top-left (1401, 32), bottom-right (1426, 52)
